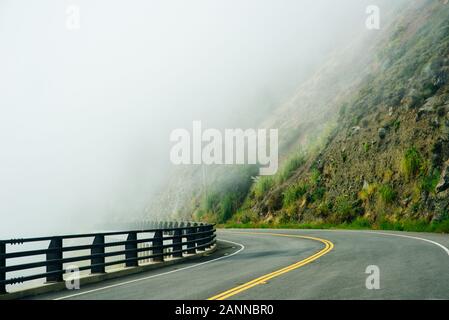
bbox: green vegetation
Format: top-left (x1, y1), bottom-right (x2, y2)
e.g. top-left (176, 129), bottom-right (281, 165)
top-left (362, 142), bottom-right (370, 153)
top-left (253, 176), bottom-right (274, 199)
top-left (316, 201), bottom-right (332, 217)
top-left (250, 151), bottom-right (306, 204)
top-left (378, 184), bottom-right (397, 204)
top-left (219, 194), bottom-right (234, 223)
top-left (189, 2), bottom-right (449, 234)
top-left (277, 152), bottom-right (305, 183)
top-left (223, 217), bottom-right (449, 233)
top-left (334, 195), bottom-right (357, 222)
top-left (195, 165), bottom-right (258, 223)
top-left (400, 147), bottom-right (423, 180)
top-left (392, 119), bottom-right (401, 132)
top-left (282, 182), bottom-right (309, 207)
top-left (311, 186), bottom-right (325, 202)
top-left (419, 169), bottom-right (441, 194)
top-left (377, 218), bottom-right (449, 233)
top-left (310, 168), bottom-right (321, 185)
top-left (359, 183), bottom-right (377, 203)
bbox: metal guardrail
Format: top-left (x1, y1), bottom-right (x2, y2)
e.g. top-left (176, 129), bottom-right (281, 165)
top-left (0, 221), bottom-right (216, 294)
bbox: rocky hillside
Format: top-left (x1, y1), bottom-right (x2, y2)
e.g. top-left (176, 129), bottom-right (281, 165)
top-left (150, 0), bottom-right (449, 232)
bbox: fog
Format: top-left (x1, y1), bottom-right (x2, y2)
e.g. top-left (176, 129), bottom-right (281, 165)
top-left (0, 0), bottom-right (397, 237)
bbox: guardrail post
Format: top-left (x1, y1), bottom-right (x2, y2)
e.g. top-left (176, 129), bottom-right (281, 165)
top-left (173, 229), bottom-right (183, 258)
top-left (91, 235), bottom-right (105, 274)
top-left (46, 237), bottom-right (63, 283)
top-left (212, 225), bottom-right (216, 247)
top-left (0, 242), bottom-right (6, 294)
top-left (197, 224), bottom-right (206, 252)
top-left (186, 223), bottom-right (196, 254)
top-left (196, 223), bottom-right (206, 251)
top-left (125, 232), bottom-right (138, 267)
top-left (152, 230), bottom-right (164, 262)
top-left (204, 224), bottom-right (212, 249)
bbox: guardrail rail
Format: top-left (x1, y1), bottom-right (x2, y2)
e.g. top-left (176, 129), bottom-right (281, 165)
top-left (0, 222), bottom-right (216, 294)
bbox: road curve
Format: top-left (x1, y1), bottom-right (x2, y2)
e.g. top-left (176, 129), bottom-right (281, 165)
top-left (33, 229), bottom-right (449, 300)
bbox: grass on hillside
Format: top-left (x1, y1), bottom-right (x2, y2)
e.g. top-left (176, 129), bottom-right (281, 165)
top-left (222, 216), bottom-right (449, 233)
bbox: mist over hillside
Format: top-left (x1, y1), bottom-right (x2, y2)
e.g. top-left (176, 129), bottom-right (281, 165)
top-left (151, 0), bottom-right (449, 233)
top-left (148, 1), bottom-right (408, 221)
top-left (0, 0), bottom-right (399, 236)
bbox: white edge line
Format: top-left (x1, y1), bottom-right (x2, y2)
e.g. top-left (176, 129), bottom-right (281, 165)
top-left (318, 229), bottom-right (449, 256)
top-left (241, 228), bottom-right (449, 256)
top-left (53, 239), bottom-right (245, 300)
top-left (364, 231), bottom-right (449, 256)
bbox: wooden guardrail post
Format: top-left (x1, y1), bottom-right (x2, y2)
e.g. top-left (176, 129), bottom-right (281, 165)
top-left (0, 242), bottom-right (6, 294)
top-left (197, 224), bottom-right (205, 252)
top-left (152, 230), bottom-right (164, 262)
top-left (186, 223), bottom-right (196, 254)
top-left (125, 232), bottom-right (138, 267)
top-left (46, 237), bottom-right (63, 282)
top-left (204, 225), bottom-right (212, 249)
top-left (173, 228), bottom-right (183, 258)
top-left (91, 235), bottom-right (105, 273)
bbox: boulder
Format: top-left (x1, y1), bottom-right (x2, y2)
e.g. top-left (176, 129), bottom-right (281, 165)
top-left (436, 160), bottom-right (449, 193)
top-left (378, 127), bottom-right (387, 139)
top-left (388, 107), bottom-right (393, 116)
top-left (431, 117), bottom-right (440, 128)
top-left (416, 105), bottom-right (434, 121)
top-left (437, 105), bottom-right (447, 117)
top-left (351, 126), bottom-right (361, 135)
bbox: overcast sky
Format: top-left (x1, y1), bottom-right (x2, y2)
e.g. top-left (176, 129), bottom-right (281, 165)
top-left (0, 0), bottom-right (397, 237)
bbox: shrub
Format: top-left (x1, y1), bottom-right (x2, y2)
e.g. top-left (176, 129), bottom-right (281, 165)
top-left (311, 187), bottom-right (326, 202)
top-left (420, 169), bottom-right (440, 194)
top-left (316, 201), bottom-right (332, 216)
top-left (392, 119), bottom-right (401, 132)
top-left (363, 142), bottom-right (370, 153)
top-left (339, 103), bottom-right (348, 118)
top-left (378, 184), bottom-right (397, 204)
top-left (359, 183), bottom-right (377, 202)
top-left (433, 219), bottom-right (449, 233)
top-left (349, 217), bottom-right (372, 229)
top-left (219, 194), bottom-right (234, 223)
top-left (341, 151), bottom-right (348, 163)
top-left (310, 168), bottom-right (321, 185)
top-left (400, 147), bottom-right (422, 180)
top-left (203, 193), bottom-right (219, 212)
top-left (277, 152), bottom-right (305, 183)
top-left (283, 182), bottom-right (309, 207)
top-left (334, 195), bottom-right (355, 222)
top-left (253, 176), bottom-right (274, 199)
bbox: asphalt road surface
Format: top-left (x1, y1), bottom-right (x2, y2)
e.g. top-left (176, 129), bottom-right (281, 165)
top-left (34, 229), bottom-right (449, 300)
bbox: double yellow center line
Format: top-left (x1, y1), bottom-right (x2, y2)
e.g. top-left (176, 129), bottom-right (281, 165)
top-left (207, 231), bottom-right (334, 300)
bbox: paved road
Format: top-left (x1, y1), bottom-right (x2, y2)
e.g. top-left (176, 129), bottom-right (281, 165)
top-left (34, 229), bottom-right (449, 300)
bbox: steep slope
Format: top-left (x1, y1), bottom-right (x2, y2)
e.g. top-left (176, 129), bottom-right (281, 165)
top-left (233, 0), bottom-right (449, 231)
top-left (148, 0), bottom-right (449, 232)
